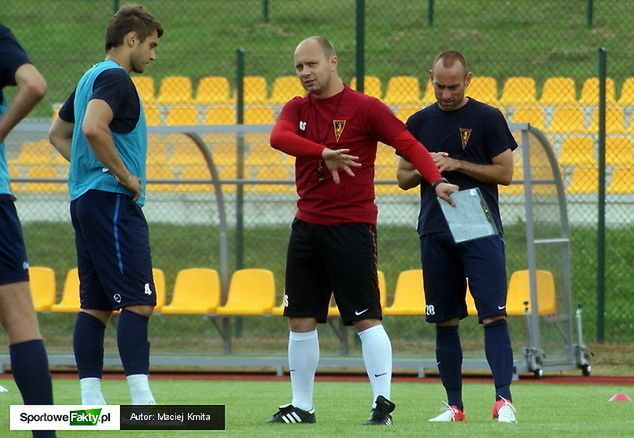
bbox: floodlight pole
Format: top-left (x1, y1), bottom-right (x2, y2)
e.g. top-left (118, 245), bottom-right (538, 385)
top-left (596, 48), bottom-right (607, 342)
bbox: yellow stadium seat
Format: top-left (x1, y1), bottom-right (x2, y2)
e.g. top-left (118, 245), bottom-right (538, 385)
top-left (506, 270), bottom-right (557, 316)
top-left (178, 166), bottom-right (213, 192)
top-left (269, 75), bottom-right (305, 104)
top-left (247, 166), bottom-right (293, 194)
top-left (383, 76), bottom-right (421, 105)
top-left (244, 107), bottom-right (275, 124)
top-left (618, 77), bottom-right (634, 106)
top-left (131, 75), bottom-right (155, 103)
top-left (383, 269), bottom-right (425, 316)
top-left (499, 163), bottom-right (524, 195)
top-left (168, 144), bottom-right (205, 166)
top-left (607, 166), bottom-right (634, 194)
top-left (216, 268), bottom-right (275, 315)
top-left (146, 166), bottom-right (175, 192)
top-left (539, 77), bottom-right (577, 105)
top-left (395, 105), bottom-right (420, 122)
top-left (29, 266), bottom-right (56, 312)
top-left (578, 77), bottom-right (616, 106)
top-left (376, 143), bottom-right (399, 167)
top-left (195, 76), bottom-right (232, 104)
top-left (349, 75), bottom-right (382, 98)
top-left (51, 268), bottom-right (80, 313)
top-left (500, 77), bottom-right (537, 106)
top-left (165, 106), bottom-right (199, 126)
top-left (374, 166), bottom-right (401, 195)
top-left (587, 107), bottom-right (627, 134)
top-left (558, 136), bottom-right (595, 166)
top-left (204, 107), bottom-right (236, 125)
top-left (242, 75), bottom-right (268, 104)
top-left (606, 137), bottom-right (634, 165)
top-left (23, 167), bottom-right (64, 193)
top-left (152, 268), bottom-right (166, 311)
top-left (466, 283), bottom-right (477, 316)
top-left (12, 140), bottom-right (54, 165)
top-left (567, 167), bottom-right (597, 194)
top-left (512, 106), bottom-right (545, 130)
top-left (157, 75), bottom-right (193, 104)
top-left (144, 104), bottom-right (161, 126)
top-left (161, 268), bottom-right (221, 314)
top-left (547, 107), bottom-right (587, 134)
top-left (467, 76), bottom-right (499, 105)
top-left (328, 270), bottom-right (388, 317)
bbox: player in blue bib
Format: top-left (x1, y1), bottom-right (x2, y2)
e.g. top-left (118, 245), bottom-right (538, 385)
top-left (0, 22), bottom-right (55, 437)
top-left (397, 51), bottom-right (519, 423)
top-left (49, 5), bottom-right (163, 406)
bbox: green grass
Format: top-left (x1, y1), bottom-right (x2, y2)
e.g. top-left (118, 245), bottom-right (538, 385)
top-left (0, 377), bottom-right (633, 436)
top-left (2, 0), bottom-right (633, 115)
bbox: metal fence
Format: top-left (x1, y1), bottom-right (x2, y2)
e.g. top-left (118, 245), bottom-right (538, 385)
top-left (1, 0), bottom-right (632, 353)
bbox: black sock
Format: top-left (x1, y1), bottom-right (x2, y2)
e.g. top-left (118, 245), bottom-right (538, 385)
top-left (484, 319), bottom-right (513, 401)
top-left (435, 325), bottom-right (463, 410)
top-left (117, 310), bottom-right (150, 375)
top-left (73, 312), bottom-right (106, 379)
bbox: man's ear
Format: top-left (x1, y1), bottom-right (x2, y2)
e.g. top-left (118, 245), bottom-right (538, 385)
top-left (464, 72), bottom-right (472, 88)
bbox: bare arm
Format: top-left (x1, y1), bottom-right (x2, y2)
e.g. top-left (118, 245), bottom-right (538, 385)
top-left (82, 99), bottom-right (141, 200)
top-left (48, 117), bottom-right (73, 162)
top-left (432, 149), bottom-right (514, 186)
top-left (396, 156), bottom-right (422, 190)
top-left (0, 64), bottom-right (47, 141)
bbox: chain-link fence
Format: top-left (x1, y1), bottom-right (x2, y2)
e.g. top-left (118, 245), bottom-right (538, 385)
top-left (1, 1), bottom-right (632, 359)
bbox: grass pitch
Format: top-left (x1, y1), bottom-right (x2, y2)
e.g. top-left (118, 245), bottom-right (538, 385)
top-left (0, 377), bottom-right (632, 437)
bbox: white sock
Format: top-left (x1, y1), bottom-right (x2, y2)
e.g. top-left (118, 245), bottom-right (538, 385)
top-left (358, 324), bottom-right (392, 404)
top-left (288, 330), bottom-right (319, 411)
top-left (80, 377), bottom-right (106, 405)
top-left (127, 374), bottom-right (156, 405)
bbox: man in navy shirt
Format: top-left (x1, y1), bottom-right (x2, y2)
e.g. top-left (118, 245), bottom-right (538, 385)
top-left (397, 50), bottom-right (518, 423)
top-left (0, 22), bottom-right (56, 438)
top-left (49, 5), bottom-right (162, 406)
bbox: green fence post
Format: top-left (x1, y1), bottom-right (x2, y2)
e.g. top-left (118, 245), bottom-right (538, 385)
top-left (355, 0), bottom-right (365, 93)
top-left (596, 47), bottom-right (607, 342)
top-left (428, 0), bottom-right (435, 27)
top-left (587, 0), bottom-right (594, 28)
top-left (112, 0), bottom-right (119, 13)
top-left (236, 49), bottom-right (245, 271)
top-left (263, 0), bottom-right (269, 23)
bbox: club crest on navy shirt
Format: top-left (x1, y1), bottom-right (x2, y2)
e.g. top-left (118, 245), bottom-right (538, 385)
top-left (460, 128), bottom-right (472, 149)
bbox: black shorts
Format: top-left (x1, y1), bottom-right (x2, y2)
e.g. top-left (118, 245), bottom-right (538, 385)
top-left (283, 219), bottom-right (382, 326)
top-left (421, 231), bottom-right (507, 323)
top-left (0, 196), bottom-right (29, 286)
top-left (70, 190), bottom-right (156, 311)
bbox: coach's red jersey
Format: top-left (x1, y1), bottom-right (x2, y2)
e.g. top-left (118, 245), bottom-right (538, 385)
top-left (271, 86), bottom-right (440, 225)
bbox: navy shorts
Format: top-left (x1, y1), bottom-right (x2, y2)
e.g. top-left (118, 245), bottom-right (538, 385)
top-left (283, 219), bottom-right (382, 326)
top-left (0, 196), bottom-right (29, 286)
top-left (70, 190), bottom-right (156, 310)
top-left (420, 231), bottom-right (507, 323)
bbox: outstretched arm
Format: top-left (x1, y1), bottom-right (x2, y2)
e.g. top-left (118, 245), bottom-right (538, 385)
top-left (0, 63), bottom-right (47, 141)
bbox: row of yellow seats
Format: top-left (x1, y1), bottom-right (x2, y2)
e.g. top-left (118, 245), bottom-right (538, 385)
top-left (134, 74), bottom-right (634, 107)
top-left (30, 266), bottom-right (277, 316)
top-left (272, 269), bottom-right (557, 317)
top-left (509, 106), bottom-right (634, 134)
top-left (145, 105), bottom-right (277, 126)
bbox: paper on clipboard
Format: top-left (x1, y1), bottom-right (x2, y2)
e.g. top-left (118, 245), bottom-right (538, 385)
top-left (438, 187), bottom-right (498, 243)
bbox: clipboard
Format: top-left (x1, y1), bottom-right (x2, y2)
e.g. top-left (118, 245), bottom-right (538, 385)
top-left (438, 187), bottom-right (498, 243)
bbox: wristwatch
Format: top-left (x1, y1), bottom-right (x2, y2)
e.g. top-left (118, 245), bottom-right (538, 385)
top-left (431, 177), bottom-right (449, 189)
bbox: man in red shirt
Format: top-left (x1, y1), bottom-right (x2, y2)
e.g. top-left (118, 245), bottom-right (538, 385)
top-left (266, 36), bottom-right (458, 426)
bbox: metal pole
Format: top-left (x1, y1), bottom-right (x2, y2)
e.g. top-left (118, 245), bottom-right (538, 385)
top-left (262, 0), bottom-right (269, 22)
top-left (428, 0), bottom-right (435, 27)
top-left (113, 0), bottom-right (119, 14)
top-left (355, 0), bottom-right (365, 94)
top-left (596, 48), bottom-right (607, 342)
top-left (236, 49), bottom-right (245, 271)
top-left (587, 0), bottom-right (594, 28)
